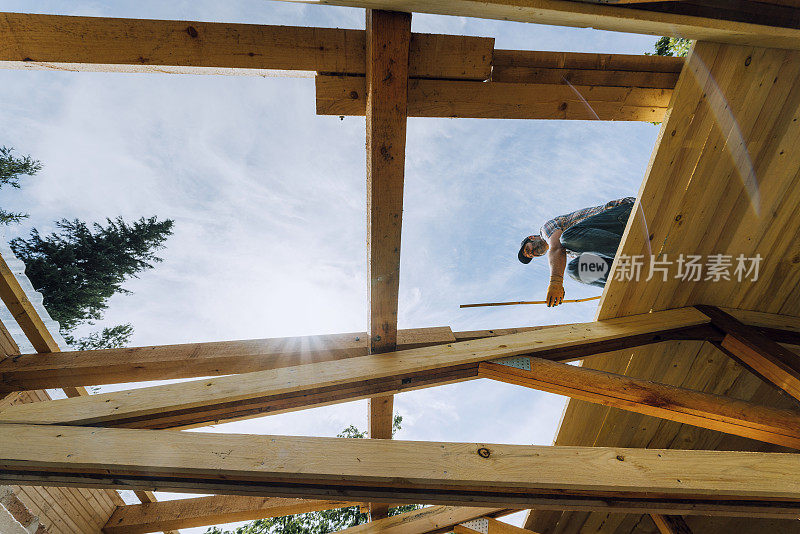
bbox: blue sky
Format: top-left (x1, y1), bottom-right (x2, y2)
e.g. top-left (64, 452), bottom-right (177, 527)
top-left (0, 1), bottom-right (662, 531)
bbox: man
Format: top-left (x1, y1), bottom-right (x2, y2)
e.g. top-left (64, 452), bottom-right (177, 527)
top-left (518, 196), bottom-right (635, 307)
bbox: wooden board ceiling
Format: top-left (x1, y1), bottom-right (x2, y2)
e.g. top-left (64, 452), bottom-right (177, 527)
top-left (526, 41), bottom-right (800, 534)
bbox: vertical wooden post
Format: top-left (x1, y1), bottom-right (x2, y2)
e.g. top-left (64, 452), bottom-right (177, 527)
top-left (365, 7), bottom-right (411, 522)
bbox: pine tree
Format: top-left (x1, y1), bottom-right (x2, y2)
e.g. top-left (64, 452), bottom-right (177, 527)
top-left (0, 146), bottom-right (41, 226)
top-left (63, 324), bottom-right (135, 350)
top-left (10, 216), bottom-right (174, 333)
top-left (206, 416), bottom-right (417, 534)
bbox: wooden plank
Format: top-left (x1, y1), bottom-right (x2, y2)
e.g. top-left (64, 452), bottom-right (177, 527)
top-left (103, 496), bottom-right (356, 534)
top-left (722, 307), bottom-right (800, 346)
top-left (491, 50), bottom-right (685, 73)
top-left (0, 12), bottom-right (492, 80)
top-left (491, 67), bottom-right (680, 89)
top-left (491, 50), bottom-right (683, 88)
top-left (0, 308), bottom-right (712, 429)
top-left (454, 326), bottom-right (550, 341)
top-left (346, 506), bottom-right (504, 534)
top-left (365, 9), bottom-right (411, 522)
top-left (316, 76), bottom-right (671, 121)
top-left (275, 0), bottom-right (800, 50)
top-left (697, 305), bottom-right (800, 401)
top-left (478, 356), bottom-right (800, 449)
top-left (3, 424), bottom-right (800, 516)
top-left (651, 514), bottom-right (694, 534)
top-left (0, 326), bottom-right (456, 392)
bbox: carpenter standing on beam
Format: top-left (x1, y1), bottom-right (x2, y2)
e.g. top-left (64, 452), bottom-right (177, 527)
top-left (518, 196), bottom-right (635, 306)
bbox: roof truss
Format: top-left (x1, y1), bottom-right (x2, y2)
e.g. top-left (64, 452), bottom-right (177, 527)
top-left (2, 4), bottom-right (800, 534)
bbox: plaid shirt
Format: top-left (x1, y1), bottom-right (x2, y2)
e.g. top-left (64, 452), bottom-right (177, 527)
top-left (540, 197), bottom-right (635, 247)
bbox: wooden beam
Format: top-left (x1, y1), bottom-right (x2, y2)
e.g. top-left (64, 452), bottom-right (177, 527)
top-left (0, 326), bottom-right (455, 392)
top-left (316, 76), bottom-right (672, 121)
top-left (3, 424), bottom-right (800, 517)
top-left (492, 50), bottom-right (685, 73)
top-left (275, 0), bottom-right (800, 50)
top-left (697, 305), bottom-right (800, 401)
top-left (364, 10), bottom-right (411, 520)
top-left (651, 514), bottom-right (694, 534)
top-left (0, 12), bottom-right (492, 80)
top-left (102, 496), bottom-right (356, 534)
top-left (478, 356), bottom-right (800, 449)
top-left (491, 50), bottom-right (683, 88)
top-left (721, 307), bottom-right (800, 347)
top-left (0, 308), bottom-right (713, 429)
top-left (346, 507), bottom-right (506, 534)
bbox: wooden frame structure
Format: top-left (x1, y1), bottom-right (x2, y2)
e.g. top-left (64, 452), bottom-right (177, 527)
top-left (2, 2), bottom-right (800, 533)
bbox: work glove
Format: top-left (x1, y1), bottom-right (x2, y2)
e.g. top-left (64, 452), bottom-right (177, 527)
top-left (546, 276), bottom-right (565, 307)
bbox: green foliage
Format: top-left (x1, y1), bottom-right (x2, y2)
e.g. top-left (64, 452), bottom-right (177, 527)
top-left (648, 37), bottom-right (692, 126)
top-left (651, 36), bottom-right (691, 57)
top-left (10, 216), bottom-right (174, 332)
top-left (0, 146), bottom-right (41, 226)
top-left (336, 414), bottom-right (403, 439)
top-left (63, 323), bottom-right (134, 350)
top-left (391, 413), bottom-right (402, 437)
top-left (206, 417), bottom-right (418, 534)
top-left (336, 425), bottom-right (366, 439)
top-left (205, 505), bottom-right (367, 534)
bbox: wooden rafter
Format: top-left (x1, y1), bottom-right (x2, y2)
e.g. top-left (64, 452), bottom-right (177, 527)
top-left (102, 496), bottom-right (357, 534)
top-left (0, 12), bottom-right (492, 80)
top-left (3, 424), bottom-right (800, 517)
top-left (479, 356), bottom-right (800, 449)
top-left (0, 326), bottom-right (457, 392)
top-left (698, 305), bottom-right (800, 401)
top-left (340, 506), bottom-right (511, 534)
top-left (0, 308), bottom-right (713, 428)
top-left (0, 250), bottom-right (84, 402)
top-left (275, 0), bottom-right (800, 49)
top-left (723, 308), bottom-right (800, 347)
top-left (316, 77), bottom-right (674, 122)
top-left (651, 514), bottom-right (694, 534)
top-left (0, 250), bottom-right (61, 355)
top-left (3, 324), bottom-right (646, 393)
